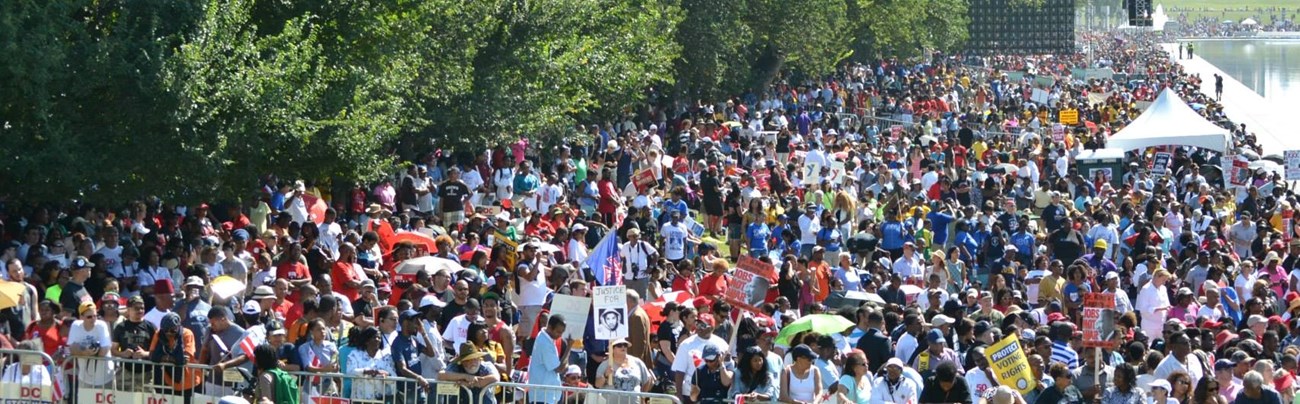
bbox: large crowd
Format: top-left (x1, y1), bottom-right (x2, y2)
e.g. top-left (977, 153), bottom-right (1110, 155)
top-left (0, 29), bottom-right (1294, 404)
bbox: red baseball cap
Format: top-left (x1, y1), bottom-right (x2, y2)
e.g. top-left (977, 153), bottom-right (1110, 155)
top-left (697, 313), bottom-right (716, 328)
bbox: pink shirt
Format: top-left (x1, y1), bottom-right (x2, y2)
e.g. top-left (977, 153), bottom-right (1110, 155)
top-left (511, 138), bottom-right (529, 165)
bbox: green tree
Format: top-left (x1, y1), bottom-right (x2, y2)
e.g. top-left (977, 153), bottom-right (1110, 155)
top-left (422, 0), bottom-right (683, 150)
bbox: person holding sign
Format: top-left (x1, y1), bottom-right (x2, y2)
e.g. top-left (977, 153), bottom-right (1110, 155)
top-left (595, 338), bottom-right (655, 392)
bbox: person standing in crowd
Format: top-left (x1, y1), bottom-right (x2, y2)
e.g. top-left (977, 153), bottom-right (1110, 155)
top-left (529, 314), bottom-right (573, 404)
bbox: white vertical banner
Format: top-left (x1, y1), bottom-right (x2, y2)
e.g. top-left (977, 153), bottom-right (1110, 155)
top-left (551, 294), bottom-right (592, 341)
top-left (592, 285), bottom-right (628, 340)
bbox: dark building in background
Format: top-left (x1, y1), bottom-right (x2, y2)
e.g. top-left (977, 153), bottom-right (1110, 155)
top-left (966, 0), bottom-right (1077, 55)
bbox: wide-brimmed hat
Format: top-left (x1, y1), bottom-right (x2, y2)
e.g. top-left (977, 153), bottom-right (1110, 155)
top-left (453, 343), bottom-right (489, 364)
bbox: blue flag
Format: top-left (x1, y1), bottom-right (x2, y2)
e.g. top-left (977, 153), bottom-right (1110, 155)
top-left (586, 230), bottom-right (623, 286)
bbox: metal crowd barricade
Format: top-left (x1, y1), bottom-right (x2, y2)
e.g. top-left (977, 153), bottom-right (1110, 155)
top-left (0, 349), bottom-right (59, 403)
top-left (480, 381), bottom-right (682, 404)
top-left (58, 354), bottom-right (473, 404)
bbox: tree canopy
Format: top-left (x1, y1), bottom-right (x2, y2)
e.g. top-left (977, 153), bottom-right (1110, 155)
top-left (0, 0), bottom-right (970, 203)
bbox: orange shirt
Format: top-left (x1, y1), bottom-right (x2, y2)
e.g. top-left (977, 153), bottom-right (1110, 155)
top-left (148, 329), bottom-right (202, 390)
top-left (811, 262), bottom-right (831, 302)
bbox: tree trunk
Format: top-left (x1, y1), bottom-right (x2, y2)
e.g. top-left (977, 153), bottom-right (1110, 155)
top-left (750, 44), bottom-right (785, 95)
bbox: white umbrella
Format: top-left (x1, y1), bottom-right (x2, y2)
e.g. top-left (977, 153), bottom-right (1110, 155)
top-left (1241, 18), bottom-right (1258, 25)
top-left (516, 240), bottom-right (561, 254)
top-left (394, 256), bottom-right (464, 275)
top-left (209, 276), bottom-right (246, 300)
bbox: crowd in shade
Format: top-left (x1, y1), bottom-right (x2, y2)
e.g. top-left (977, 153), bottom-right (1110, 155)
top-left (0, 29), bottom-right (1294, 404)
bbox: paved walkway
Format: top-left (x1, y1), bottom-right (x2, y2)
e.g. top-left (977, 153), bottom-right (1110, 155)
top-left (1161, 43), bottom-right (1292, 155)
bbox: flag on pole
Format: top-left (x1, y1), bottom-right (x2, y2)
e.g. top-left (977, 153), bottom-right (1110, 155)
top-left (48, 364), bottom-right (64, 402)
top-left (585, 230), bottom-right (623, 286)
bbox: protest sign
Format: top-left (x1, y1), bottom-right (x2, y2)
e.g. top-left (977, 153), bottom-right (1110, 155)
top-left (984, 336), bottom-right (1037, 395)
top-left (1286, 150), bottom-right (1300, 181)
top-left (1150, 152), bottom-right (1172, 177)
top-left (593, 285), bottom-right (628, 340)
top-left (725, 256), bottom-right (778, 313)
top-left (1051, 123), bottom-right (1065, 143)
top-left (633, 168), bottom-right (657, 192)
top-left (1059, 109), bottom-right (1079, 125)
top-left (1229, 158), bottom-right (1250, 187)
top-left (551, 294), bottom-right (591, 341)
top-left (1082, 293), bottom-right (1117, 348)
top-left (890, 125), bottom-right (903, 142)
top-left (492, 231), bottom-right (517, 270)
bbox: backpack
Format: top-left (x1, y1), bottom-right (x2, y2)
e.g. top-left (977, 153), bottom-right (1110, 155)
top-left (267, 368), bottom-right (300, 404)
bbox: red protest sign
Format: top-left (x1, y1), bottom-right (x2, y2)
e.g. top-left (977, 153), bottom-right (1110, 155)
top-left (724, 268), bottom-right (773, 313)
top-left (737, 255), bottom-right (777, 281)
top-left (633, 168), bottom-right (657, 193)
top-left (1082, 292), bottom-right (1117, 348)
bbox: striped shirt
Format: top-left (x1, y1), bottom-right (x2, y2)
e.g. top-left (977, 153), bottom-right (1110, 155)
top-left (1051, 341), bottom-right (1080, 370)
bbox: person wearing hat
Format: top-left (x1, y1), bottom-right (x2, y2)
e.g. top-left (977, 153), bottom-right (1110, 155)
top-left (672, 312), bottom-right (729, 401)
top-left (111, 295), bottom-right (155, 390)
top-left (909, 328), bottom-right (963, 376)
top-left (69, 300), bottom-right (113, 387)
top-left (594, 337), bottom-right (654, 392)
top-left (869, 357), bottom-right (921, 403)
top-left (177, 275), bottom-right (211, 330)
top-left (144, 279), bottom-right (178, 329)
top-left (149, 312), bottom-right (202, 396)
top-left (100, 292), bottom-right (125, 327)
top-left (687, 342), bottom-right (732, 403)
top-left (438, 342), bottom-right (501, 402)
top-left (390, 309), bottom-right (439, 398)
top-left (60, 256), bottom-right (94, 315)
top-left (1081, 238), bottom-right (1118, 278)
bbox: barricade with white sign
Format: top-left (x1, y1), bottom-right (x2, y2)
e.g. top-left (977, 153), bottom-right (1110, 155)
top-left (480, 381), bottom-right (682, 404)
top-left (59, 354), bottom-right (471, 404)
top-left (0, 349), bottom-right (58, 404)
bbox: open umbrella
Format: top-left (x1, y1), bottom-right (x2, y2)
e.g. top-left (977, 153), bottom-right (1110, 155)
top-left (0, 281), bottom-right (22, 310)
top-left (394, 256), bottom-right (464, 275)
top-left (516, 241), bottom-right (561, 254)
top-left (775, 314), bottom-right (856, 345)
top-left (389, 231), bottom-right (439, 254)
top-left (210, 276), bottom-right (247, 300)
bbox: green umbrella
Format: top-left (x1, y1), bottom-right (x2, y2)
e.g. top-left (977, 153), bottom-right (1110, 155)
top-left (774, 314), bottom-right (856, 346)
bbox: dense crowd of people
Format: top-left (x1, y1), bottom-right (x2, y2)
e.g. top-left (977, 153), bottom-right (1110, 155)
top-left (0, 28), bottom-right (1293, 404)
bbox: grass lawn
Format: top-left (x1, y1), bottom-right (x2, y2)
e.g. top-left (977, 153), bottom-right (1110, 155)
top-left (1158, 0), bottom-right (1296, 24)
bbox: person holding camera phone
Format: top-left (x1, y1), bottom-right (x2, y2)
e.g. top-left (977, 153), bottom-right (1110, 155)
top-left (620, 228), bottom-right (659, 298)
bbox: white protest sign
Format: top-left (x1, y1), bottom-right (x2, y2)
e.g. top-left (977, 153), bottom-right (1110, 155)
top-left (1150, 152), bottom-right (1172, 177)
top-left (550, 294), bottom-right (591, 341)
top-left (1286, 150), bottom-right (1300, 181)
top-left (592, 285), bottom-right (628, 340)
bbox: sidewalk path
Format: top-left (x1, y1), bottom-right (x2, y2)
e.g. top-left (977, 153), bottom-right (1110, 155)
top-left (1161, 43), bottom-right (1292, 155)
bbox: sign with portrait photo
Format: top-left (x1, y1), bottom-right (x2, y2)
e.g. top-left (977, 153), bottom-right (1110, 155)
top-left (593, 285), bottom-right (628, 340)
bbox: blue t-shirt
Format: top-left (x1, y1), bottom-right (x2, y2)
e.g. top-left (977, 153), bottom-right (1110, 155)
top-left (1011, 231), bottom-right (1036, 260)
top-left (880, 221), bottom-right (905, 250)
top-left (928, 212), bottom-right (954, 245)
top-left (391, 333), bottom-right (423, 376)
top-left (747, 223), bottom-right (771, 253)
top-left (1062, 282), bottom-right (1091, 306)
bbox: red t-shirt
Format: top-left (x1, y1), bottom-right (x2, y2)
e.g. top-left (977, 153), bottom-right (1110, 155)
top-left (275, 300), bottom-right (296, 324)
top-left (698, 273), bottom-right (729, 297)
top-left (671, 277), bottom-right (695, 294)
top-left (25, 322), bottom-right (64, 360)
top-left (330, 261), bottom-right (365, 302)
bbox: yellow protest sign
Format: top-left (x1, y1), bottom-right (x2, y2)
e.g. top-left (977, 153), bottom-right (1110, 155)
top-left (984, 335), bottom-right (1037, 395)
top-left (493, 231), bottom-right (518, 271)
top-left (1059, 109), bottom-right (1079, 125)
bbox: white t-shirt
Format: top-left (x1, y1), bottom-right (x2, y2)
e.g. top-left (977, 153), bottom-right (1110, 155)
top-left (139, 266), bottom-right (172, 290)
top-left (97, 246), bottom-right (124, 278)
top-left (69, 320), bottom-right (115, 386)
top-left (965, 368), bottom-right (995, 404)
top-left (670, 334), bottom-right (729, 398)
top-left (517, 263), bottom-right (550, 307)
top-left (319, 222), bottom-right (343, 257)
top-left (660, 222), bottom-right (690, 260)
top-left (798, 214), bottom-right (820, 245)
top-left (286, 194), bottom-right (309, 224)
top-left (443, 313), bottom-right (484, 350)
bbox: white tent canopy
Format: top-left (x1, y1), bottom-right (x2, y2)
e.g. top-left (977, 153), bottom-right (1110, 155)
top-left (1106, 88), bottom-right (1230, 152)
